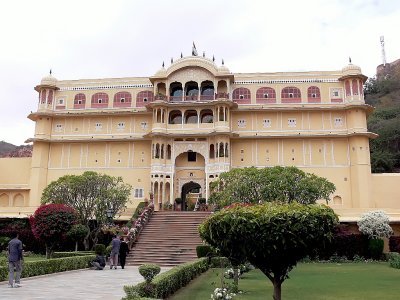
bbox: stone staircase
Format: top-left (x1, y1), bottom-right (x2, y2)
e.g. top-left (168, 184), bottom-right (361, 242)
top-left (126, 211), bottom-right (211, 266)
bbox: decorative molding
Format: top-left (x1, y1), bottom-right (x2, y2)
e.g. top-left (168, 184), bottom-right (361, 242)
top-left (172, 142), bottom-right (208, 165)
top-left (234, 79), bottom-right (339, 85)
top-left (59, 84), bottom-right (153, 91)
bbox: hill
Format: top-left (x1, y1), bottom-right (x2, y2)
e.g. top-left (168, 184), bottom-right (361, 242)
top-left (365, 59), bottom-right (400, 173)
top-left (0, 141), bottom-right (32, 158)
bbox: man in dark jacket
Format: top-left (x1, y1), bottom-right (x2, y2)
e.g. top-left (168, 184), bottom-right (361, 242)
top-left (8, 232), bottom-right (23, 288)
top-left (119, 237), bottom-right (130, 269)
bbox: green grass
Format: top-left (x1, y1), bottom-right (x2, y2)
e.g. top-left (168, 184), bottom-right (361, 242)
top-left (168, 263), bottom-right (400, 300)
top-left (24, 255), bottom-right (46, 262)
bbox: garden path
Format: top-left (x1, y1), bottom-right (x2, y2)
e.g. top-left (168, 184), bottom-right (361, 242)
top-left (0, 266), bottom-right (171, 300)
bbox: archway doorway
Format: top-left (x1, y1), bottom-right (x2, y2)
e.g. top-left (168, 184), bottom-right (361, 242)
top-left (181, 181), bottom-right (201, 211)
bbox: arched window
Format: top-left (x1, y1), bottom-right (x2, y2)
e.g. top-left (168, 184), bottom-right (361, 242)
top-left (74, 93), bottom-right (86, 108)
top-left (185, 110), bottom-right (198, 124)
top-left (232, 88), bottom-right (251, 104)
top-left (47, 90), bottom-right (53, 104)
top-left (256, 87), bottom-right (276, 103)
top-left (219, 107), bottom-right (224, 121)
top-left (185, 81), bottom-right (199, 101)
top-left (91, 92), bottom-right (109, 108)
top-left (201, 81), bottom-right (214, 100)
top-left (161, 144), bottom-right (164, 159)
top-left (155, 143), bottom-right (160, 159)
top-left (345, 80), bottom-right (351, 96)
top-left (167, 144), bottom-right (171, 160)
top-left (352, 79), bottom-right (359, 96)
top-left (200, 109), bottom-right (213, 123)
top-left (170, 82), bottom-right (183, 101)
top-left (169, 110), bottom-right (182, 124)
top-left (152, 144), bottom-right (155, 159)
top-left (209, 144), bottom-right (215, 159)
top-left (307, 86), bottom-right (321, 103)
top-left (40, 90), bottom-right (46, 104)
top-left (225, 143), bottom-right (229, 158)
top-left (136, 91), bottom-right (154, 107)
top-left (114, 91), bottom-right (132, 107)
top-left (281, 87), bottom-right (301, 103)
top-left (219, 142), bottom-right (224, 157)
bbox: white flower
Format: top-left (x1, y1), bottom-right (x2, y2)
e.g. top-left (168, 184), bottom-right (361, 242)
top-left (357, 210), bottom-right (393, 239)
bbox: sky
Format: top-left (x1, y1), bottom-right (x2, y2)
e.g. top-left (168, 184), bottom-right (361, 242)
top-left (0, 0), bottom-right (399, 145)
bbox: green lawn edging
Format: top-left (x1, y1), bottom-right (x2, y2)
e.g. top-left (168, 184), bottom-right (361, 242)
top-left (123, 257), bottom-right (209, 299)
top-left (0, 254), bottom-right (95, 281)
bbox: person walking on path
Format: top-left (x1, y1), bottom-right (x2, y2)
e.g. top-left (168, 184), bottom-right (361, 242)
top-left (110, 235), bottom-right (121, 269)
top-left (7, 231), bottom-right (23, 288)
top-left (119, 237), bottom-right (130, 269)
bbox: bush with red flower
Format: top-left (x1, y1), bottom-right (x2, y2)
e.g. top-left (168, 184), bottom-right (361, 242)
top-left (29, 204), bottom-right (78, 258)
top-left (128, 203), bottom-right (154, 244)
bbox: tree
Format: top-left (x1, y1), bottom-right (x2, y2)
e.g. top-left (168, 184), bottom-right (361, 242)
top-left (357, 210), bottom-right (393, 259)
top-left (29, 204), bottom-right (77, 258)
top-left (41, 171), bottom-right (132, 250)
top-left (208, 166), bottom-right (336, 208)
top-left (199, 203), bottom-right (338, 300)
top-left (67, 224), bottom-right (89, 252)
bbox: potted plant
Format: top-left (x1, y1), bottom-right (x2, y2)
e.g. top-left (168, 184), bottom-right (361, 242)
top-left (174, 198), bottom-right (182, 211)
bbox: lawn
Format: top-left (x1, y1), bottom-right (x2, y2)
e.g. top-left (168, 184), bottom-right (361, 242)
top-left (24, 255), bottom-right (46, 262)
top-left (168, 263), bottom-right (400, 300)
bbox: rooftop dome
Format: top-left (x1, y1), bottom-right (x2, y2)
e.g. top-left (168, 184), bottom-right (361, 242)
top-left (40, 73), bottom-right (58, 86)
top-left (154, 66), bottom-right (167, 77)
top-left (341, 63), bottom-right (362, 76)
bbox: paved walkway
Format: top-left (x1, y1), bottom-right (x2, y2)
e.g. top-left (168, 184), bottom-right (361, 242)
top-left (0, 266), bottom-right (171, 300)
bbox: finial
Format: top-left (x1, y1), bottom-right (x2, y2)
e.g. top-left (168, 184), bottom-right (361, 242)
top-left (222, 59), bottom-right (224, 66)
top-left (49, 69), bottom-right (52, 75)
top-left (181, 52), bottom-right (183, 58)
top-left (349, 57), bottom-right (352, 64)
top-left (171, 57), bottom-right (173, 64)
top-left (212, 55), bottom-right (215, 62)
top-left (203, 51), bottom-right (205, 57)
top-left (192, 42), bottom-right (198, 56)
top-left (162, 61), bottom-right (164, 68)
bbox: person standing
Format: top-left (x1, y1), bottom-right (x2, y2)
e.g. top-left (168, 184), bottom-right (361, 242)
top-left (8, 232), bottom-right (23, 288)
top-left (109, 235), bottom-right (121, 269)
top-left (119, 237), bottom-right (130, 269)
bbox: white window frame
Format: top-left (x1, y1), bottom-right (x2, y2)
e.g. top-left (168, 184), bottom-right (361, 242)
top-left (334, 117), bottom-right (343, 127)
top-left (263, 119), bottom-right (271, 128)
top-left (134, 188), bottom-right (144, 198)
top-left (288, 118), bottom-right (297, 127)
top-left (95, 123), bottom-right (102, 131)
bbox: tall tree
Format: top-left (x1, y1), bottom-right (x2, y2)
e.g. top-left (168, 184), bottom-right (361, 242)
top-left (41, 171), bottom-right (132, 249)
top-left (29, 204), bottom-right (77, 258)
top-left (208, 166), bottom-right (335, 208)
top-left (199, 203), bottom-right (338, 300)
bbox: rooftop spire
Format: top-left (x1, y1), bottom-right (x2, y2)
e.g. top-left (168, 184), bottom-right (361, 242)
top-left (162, 61), bottom-right (164, 68)
top-left (192, 42), bottom-right (198, 56)
top-left (349, 57), bottom-right (352, 64)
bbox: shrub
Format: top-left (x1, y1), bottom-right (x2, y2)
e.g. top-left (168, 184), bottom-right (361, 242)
top-left (51, 251), bottom-right (95, 258)
top-left (357, 210), bottom-right (393, 239)
top-left (0, 255), bottom-right (95, 281)
top-left (196, 245), bottom-right (215, 258)
top-left (0, 236), bottom-right (10, 251)
top-left (105, 245), bottom-right (112, 257)
top-left (139, 264), bottom-right (161, 283)
top-left (174, 198), bottom-right (182, 204)
top-left (94, 244), bottom-right (106, 255)
top-left (124, 258), bottom-right (208, 299)
top-left (388, 252), bottom-right (400, 269)
top-left (389, 236), bottom-right (400, 253)
top-left (368, 238), bottom-right (385, 260)
top-left (209, 257), bottom-right (231, 268)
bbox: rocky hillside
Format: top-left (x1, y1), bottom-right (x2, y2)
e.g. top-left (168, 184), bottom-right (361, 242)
top-left (0, 141), bottom-right (32, 158)
top-left (365, 59), bottom-right (400, 173)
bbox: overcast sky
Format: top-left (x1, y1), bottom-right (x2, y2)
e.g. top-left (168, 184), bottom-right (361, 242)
top-left (0, 0), bottom-right (399, 145)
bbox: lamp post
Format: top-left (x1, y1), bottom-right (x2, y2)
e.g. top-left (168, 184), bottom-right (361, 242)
top-left (106, 208), bottom-right (113, 224)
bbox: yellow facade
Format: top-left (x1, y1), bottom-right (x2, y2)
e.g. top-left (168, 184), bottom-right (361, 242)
top-left (1, 55), bottom-right (400, 221)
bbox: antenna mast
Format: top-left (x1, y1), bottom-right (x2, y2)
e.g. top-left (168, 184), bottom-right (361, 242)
top-left (380, 36), bottom-right (386, 66)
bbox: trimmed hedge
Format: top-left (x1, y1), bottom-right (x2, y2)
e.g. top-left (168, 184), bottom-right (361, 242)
top-left (196, 245), bottom-right (215, 258)
top-left (0, 255), bottom-right (95, 281)
top-left (123, 258), bottom-right (208, 299)
top-left (388, 252), bottom-right (400, 269)
top-left (52, 251), bottom-right (94, 258)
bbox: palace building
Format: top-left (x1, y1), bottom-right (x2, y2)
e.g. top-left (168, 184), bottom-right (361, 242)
top-left (1, 52), bottom-right (400, 221)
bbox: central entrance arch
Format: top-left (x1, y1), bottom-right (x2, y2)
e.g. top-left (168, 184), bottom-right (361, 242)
top-left (181, 181), bottom-right (201, 211)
